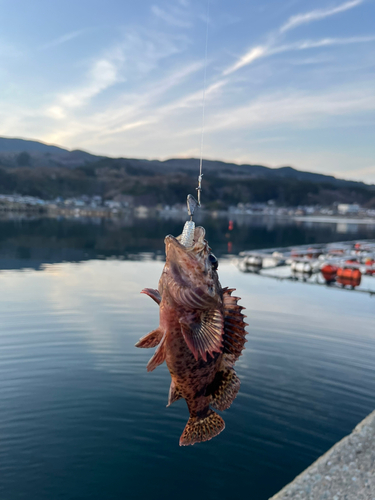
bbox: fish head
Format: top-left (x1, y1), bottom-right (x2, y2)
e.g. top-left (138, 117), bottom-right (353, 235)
top-left (162, 226), bottom-right (220, 300)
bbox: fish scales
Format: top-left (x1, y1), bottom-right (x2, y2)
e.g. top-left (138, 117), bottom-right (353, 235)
top-left (136, 226), bottom-right (248, 446)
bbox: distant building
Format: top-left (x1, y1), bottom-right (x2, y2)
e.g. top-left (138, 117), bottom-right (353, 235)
top-left (135, 205), bottom-right (149, 218)
top-left (337, 204), bottom-right (360, 215)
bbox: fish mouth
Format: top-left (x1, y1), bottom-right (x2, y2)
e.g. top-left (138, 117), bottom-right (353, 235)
top-left (164, 235), bottom-right (193, 264)
top-left (165, 227), bottom-right (207, 257)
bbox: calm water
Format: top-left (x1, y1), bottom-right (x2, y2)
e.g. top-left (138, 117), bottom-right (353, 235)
top-left (0, 215), bottom-right (374, 500)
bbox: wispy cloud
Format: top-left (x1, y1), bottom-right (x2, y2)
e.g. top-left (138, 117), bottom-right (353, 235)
top-left (40, 30), bottom-right (87, 50)
top-left (224, 0), bottom-right (367, 75)
top-left (223, 36), bottom-right (375, 75)
top-left (223, 46), bottom-right (266, 75)
top-left (46, 55), bottom-right (123, 118)
top-left (206, 87), bottom-right (375, 132)
top-left (45, 24), bottom-right (191, 120)
top-left (42, 59), bottom-right (205, 146)
top-left (151, 5), bottom-right (191, 28)
top-left (280, 0), bottom-right (364, 33)
top-left (288, 35), bottom-right (375, 50)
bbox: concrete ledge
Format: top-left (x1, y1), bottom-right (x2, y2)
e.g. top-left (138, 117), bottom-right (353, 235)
top-left (270, 410), bottom-right (375, 500)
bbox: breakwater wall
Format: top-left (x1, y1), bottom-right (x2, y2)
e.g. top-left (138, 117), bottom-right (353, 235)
top-left (270, 410), bottom-right (375, 500)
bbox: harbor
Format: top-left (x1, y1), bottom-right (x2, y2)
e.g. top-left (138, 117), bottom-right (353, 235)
top-left (236, 240), bottom-right (375, 296)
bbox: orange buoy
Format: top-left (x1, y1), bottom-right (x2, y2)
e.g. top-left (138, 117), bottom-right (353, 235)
top-left (364, 259), bottom-right (375, 275)
top-left (337, 267), bottom-right (361, 287)
top-left (321, 264), bottom-right (338, 283)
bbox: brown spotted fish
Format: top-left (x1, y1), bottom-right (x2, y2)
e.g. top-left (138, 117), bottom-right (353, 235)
top-left (136, 226), bottom-right (248, 446)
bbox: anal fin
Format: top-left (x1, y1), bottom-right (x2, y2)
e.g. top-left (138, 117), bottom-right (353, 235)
top-left (179, 409), bottom-right (225, 446)
top-left (146, 334), bottom-right (166, 372)
top-left (135, 327), bottom-right (163, 348)
top-left (207, 368), bottom-right (240, 411)
top-left (167, 379), bottom-right (182, 407)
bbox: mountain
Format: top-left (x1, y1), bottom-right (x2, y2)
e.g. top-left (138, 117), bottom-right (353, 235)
top-left (0, 137), bottom-right (69, 154)
top-left (148, 158), bottom-right (361, 188)
top-left (0, 136), bottom-right (374, 207)
top-left (0, 137), bottom-right (101, 168)
top-left (0, 136), bottom-right (370, 186)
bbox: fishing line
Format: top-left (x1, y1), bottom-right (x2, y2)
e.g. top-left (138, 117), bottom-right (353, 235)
top-left (197, 0), bottom-right (210, 208)
top-left (181, 0), bottom-right (210, 247)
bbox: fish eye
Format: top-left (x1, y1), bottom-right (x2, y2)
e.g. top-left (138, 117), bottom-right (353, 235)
top-left (208, 253), bottom-right (218, 270)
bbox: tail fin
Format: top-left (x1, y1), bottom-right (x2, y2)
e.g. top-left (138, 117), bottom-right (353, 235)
top-left (179, 410), bottom-right (225, 446)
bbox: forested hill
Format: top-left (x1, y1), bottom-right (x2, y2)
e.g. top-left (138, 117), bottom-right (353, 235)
top-left (0, 136), bottom-right (374, 208)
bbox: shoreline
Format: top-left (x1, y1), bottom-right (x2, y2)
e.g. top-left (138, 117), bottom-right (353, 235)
top-left (0, 206), bottom-right (375, 225)
top-left (293, 215), bottom-right (375, 225)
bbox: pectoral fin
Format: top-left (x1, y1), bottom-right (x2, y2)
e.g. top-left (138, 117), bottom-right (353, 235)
top-left (146, 333), bottom-right (167, 372)
top-left (180, 309), bottom-right (224, 362)
top-left (135, 327), bottom-right (163, 348)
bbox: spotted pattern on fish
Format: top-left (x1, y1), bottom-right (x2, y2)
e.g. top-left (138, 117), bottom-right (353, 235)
top-left (136, 226), bottom-right (248, 446)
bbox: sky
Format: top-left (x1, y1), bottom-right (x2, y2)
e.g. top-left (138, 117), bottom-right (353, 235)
top-left (0, 0), bottom-right (374, 182)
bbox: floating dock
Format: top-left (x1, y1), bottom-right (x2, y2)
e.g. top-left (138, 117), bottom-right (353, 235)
top-left (236, 240), bottom-right (375, 296)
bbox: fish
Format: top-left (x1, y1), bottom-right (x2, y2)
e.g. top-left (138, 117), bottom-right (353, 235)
top-left (135, 226), bottom-right (248, 446)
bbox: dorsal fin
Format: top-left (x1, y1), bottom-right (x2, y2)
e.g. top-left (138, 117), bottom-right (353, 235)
top-left (147, 334), bottom-right (167, 372)
top-left (167, 379), bottom-right (183, 407)
top-left (141, 288), bottom-right (161, 305)
top-left (135, 327), bottom-right (163, 348)
top-left (222, 288), bottom-right (248, 366)
top-left (180, 309), bottom-right (223, 362)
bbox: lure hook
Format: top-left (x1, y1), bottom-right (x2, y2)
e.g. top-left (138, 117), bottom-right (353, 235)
top-left (187, 194), bottom-right (199, 219)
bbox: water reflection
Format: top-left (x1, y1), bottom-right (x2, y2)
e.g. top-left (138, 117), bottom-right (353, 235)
top-left (0, 260), bottom-right (374, 500)
top-left (0, 211), bottom-right (374, 499)
top-left (1, 214), bottom-right (375, 271)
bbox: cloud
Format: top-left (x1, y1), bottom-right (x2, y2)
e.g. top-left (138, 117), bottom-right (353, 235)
top-left (41, 59), bottom-right (205, 147)
top-left (223, 35), bottom-right (375, 75)
top-left (289, 35), bottom-right (375, 49)
top-left (62, 59), bottom-right (121, 107)
top-left (151, 5), bottom-right (191, 28)
top-left (46, 57), bottom-right (122, 117)
top-left (223, 46), bottom-right (266, 75)
top-left (40, 30), bottom-right (87, 50)
top-left (280, 0), bottom-right (364, 33)
top-left (44, 24), bottom-right (190, 120)
top-left (224, 0), bottom-right (367, 75)
top-left (205, 87), bottom-right (375, 132)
